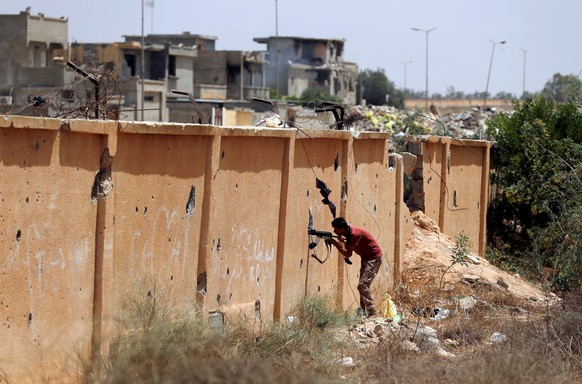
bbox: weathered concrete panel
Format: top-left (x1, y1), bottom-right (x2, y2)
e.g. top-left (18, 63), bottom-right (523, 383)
top-left (111, 132), bottom-right (209, 317)
top-left (443, 144), bottom-right (486, 253)
top-left (0, 125), bottom-right (102, 383)
top-left (348, 138), bottom-right (395, 309)
top-left (422, 140), bottom-right (446, 225)
top-left (207, 136), bottom-right (285, 321)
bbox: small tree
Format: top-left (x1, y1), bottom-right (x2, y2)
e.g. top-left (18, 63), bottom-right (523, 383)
top-left (440, 232), bottom-right (471, 288)
top-left (541, 73), bottom-right (582, 103)
top-left (358, 68), bottom-right (404, 108)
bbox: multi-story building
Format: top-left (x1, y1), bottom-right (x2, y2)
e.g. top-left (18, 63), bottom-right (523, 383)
top-left (254, 36), bottom-right (358, 105)
top-left (0, 9), bottom-right (356, 123)
top-left (0, 8), bottom-right (71, 114)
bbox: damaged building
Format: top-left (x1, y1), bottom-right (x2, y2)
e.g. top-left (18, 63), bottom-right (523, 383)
top-left (0, 8), bottom-right (71, 114)
top-left (254, 36), bottom-right (358, 105)
top-left (0, 9), bottom-right (357, 123)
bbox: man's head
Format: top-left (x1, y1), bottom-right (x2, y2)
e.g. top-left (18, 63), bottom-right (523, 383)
top-left (331, 217), bottom-right (350, 237)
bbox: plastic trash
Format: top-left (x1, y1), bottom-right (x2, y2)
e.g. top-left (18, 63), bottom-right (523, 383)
top-left (431, 308), bottom-right (450, 320)
top-left (340, 357), bottom-right (354, 367)
top-left (490, 332), bottom-right (507, 343)
top-left (382, 294), bottom-right (398, 319)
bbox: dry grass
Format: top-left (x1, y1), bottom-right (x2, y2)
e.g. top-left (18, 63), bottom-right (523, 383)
top-left (83, 279), bottom-right (582, 384)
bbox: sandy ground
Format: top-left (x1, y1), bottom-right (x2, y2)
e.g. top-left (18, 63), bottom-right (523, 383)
top-left (401, 210), bottom-right (558, 305)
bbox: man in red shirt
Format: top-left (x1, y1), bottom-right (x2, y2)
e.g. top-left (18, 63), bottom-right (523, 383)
top-left (328, 217), bottom-right (383, 318)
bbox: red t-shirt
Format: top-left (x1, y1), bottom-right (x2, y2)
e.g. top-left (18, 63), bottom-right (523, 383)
top-left (346, 226), bottom-right (383, 261)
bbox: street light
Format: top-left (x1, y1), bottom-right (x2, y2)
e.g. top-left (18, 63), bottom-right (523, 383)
top-left (520, 48), bottom-right (527, 99)
top-left (483, 39), bottom-right (506, 109)
top-left (140, 0), bottom-right (145, 121)
top-left (275, 0), bottom-right (279, 109)
top-left (411, 27), bottom-right (436, 114)
top-left (400, 60), bottom-right (411, 92)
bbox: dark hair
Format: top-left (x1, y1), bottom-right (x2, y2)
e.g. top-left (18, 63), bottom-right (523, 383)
top-left (331, 217), bottom-right (349, 230)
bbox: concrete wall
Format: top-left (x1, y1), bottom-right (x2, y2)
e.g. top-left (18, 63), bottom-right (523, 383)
top-left (0, 116), bottom-right (489, 383)
top-left (406, 136), bottom-right (491, 255)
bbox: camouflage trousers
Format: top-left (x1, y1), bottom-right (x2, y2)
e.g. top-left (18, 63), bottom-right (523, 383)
top-left (358, 257), bottom-right (382, 315)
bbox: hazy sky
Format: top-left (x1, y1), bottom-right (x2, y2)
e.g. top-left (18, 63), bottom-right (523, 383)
top-left (3, 1), bottom-right (580, 97)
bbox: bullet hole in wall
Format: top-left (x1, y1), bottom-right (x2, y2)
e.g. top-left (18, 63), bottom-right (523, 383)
top-left (170, 275), bottom-right (174, 280)
top-left (306, 189), bottom-right (310, 197)
top-left (221, 150), bottom-right (225, 159)
top-left (226, 267), bottom-right (230, 275)
top-left (256, 276), bottom-right (260, 283)
top-left (334, 154), bottom-right (339, 171)
top-left (16, 229), bottom-right (21, 242)
top-left (26, 197), bottom-right (29, 203)
top-left (300, 259), bottom-right (304, 268)
top-left (216, 238), bottom-right (221, 254)
top-left (144, 206), bottom-right (147, 215)
top-left (186, 185), bottom-right (195, 218)
top-left (197, 272), bottom-right (207, 293)
top-left (216, 294), bottom-right (221, 305)
top-left (229, 293), bottom-right (232, 299)
top-left (255, 299), bottom-right (261, 320)
top-left (317, 285), bottom-right (321, 292)
top-left (28, 313), bottom-right (33, 325)
top-left (374, 204), bottom-right (377, 212)
top-left (135, 206), bottom-right (139, 213)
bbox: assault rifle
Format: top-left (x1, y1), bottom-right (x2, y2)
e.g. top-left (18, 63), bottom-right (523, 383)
top-left (307, 229), bottom-right (352, 265)
top-left (307, 229), bottom-right (336, 239)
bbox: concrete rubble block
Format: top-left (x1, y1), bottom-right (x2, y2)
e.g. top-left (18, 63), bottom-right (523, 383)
top-left (401, 152), bottom-right (418, 174)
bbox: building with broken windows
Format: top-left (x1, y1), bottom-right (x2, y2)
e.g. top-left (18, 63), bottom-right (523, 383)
top-left (254, 36), bottom-right (358, 105)
top-left (0, 8), bottom-right (71, 114)
top-left (0, 9), bottom-right (356, 124)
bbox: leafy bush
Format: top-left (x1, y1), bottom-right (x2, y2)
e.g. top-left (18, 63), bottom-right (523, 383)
top-left (487, 96), bottom-right (582, 290)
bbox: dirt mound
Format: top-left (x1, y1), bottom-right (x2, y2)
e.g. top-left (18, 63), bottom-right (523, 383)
top-left (401, 210), bottom-right (558, 305)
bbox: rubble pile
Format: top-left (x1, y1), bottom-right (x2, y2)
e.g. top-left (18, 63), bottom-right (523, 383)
top-left (333, 210), bottom-right (559, 367)
top-left (345, 104), bottom-right (509, 140)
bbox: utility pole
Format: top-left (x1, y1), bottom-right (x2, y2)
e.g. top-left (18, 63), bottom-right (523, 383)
top-left (275, 0), bottom-right (279, 109)
top-left (411, 27), bottom-right (436, 114)
top-left (483, 39), bottom-right (506, 109)
top-left (141, 0), bottom-right (145, 121)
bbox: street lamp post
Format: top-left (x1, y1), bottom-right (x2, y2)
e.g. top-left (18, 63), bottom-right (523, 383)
top-left (401, 60), bottom-right (411, 92)
top-left (141, 0), bottom-right (145, 121)
top-left (520, 48), bottom-right (527, 99)
top-left (483, 39), bottom-right (506, 109)
top-left (411, 27), bottom-right (436, 114)
top-left (275, 0), bottom-right (279, 109)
